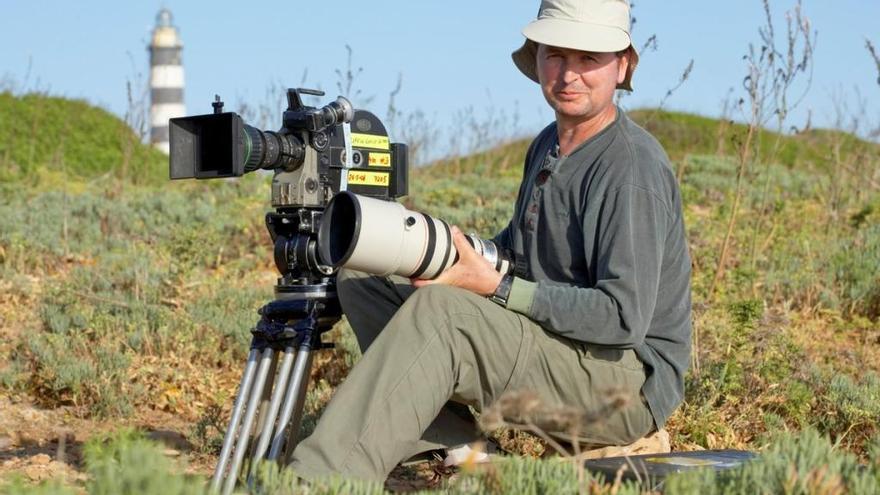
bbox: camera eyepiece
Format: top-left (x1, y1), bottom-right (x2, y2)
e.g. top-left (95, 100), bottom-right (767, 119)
top-left (322, 97), bottom-right (354, 126)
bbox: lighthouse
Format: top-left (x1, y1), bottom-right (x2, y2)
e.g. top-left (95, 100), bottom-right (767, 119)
top-left (149, 8), bottom-right (185, 154)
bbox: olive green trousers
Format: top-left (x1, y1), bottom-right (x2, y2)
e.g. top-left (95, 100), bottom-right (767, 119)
top-left (290, 269), bottom-right (653, 482)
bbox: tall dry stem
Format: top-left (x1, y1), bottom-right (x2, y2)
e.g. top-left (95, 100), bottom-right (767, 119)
top-left (866, 39), bottom-right (880, 88)
top-left (615, 2), bottom-right (657, 108)
top-left (710, 0), bottom-right (815, 299)
top-left (641, 59), bottom-right (695, 130)
top-left (479, 388), bottom-right (631, 494)
top-left (335, 44), bottom-right (374, 107)
top-left (868, 39), bottom-right (880, 188)
top-left (384, 72), bottom-right (404, 134)
top-left (747, 1), bottom-right (815, 276)
top-left (121, 51), bottom-right (150, 185)
top-left (714, 88), bottom-right (737, 157)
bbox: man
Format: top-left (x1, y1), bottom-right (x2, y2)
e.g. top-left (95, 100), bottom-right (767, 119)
top-left (291, 0), bottom-right (691, 482)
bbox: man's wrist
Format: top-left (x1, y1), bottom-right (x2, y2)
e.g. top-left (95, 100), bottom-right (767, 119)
top-left (506, 277), bottom-right (537, 315)
top-left (489, 273), bottom-right (514, 306)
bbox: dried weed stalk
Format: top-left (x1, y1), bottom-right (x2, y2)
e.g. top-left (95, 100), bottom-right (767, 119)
top-left (122, 51), bottom-right (149, 184)
top-left (335, 44), bottom-right (375, 108)
top-left (866, 39), bottom-right (880, 88)
top-left (710, 0), bottom-right (816, 299)
top-left (479, 388), bottom-right (634, 494)
top-left (638, 59), bottom-right (695, 129)
top-left (614, 2), bottom-right (694, 126)
top-left (867, 39), bottom-right (880, 144)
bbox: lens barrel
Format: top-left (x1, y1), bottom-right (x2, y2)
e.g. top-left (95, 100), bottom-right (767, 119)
top-left (242, 125), bottom-right (306, 173)
top-left (463, 234), bottom-right (512, 275)
top-left (318, 191), bottom-right (512, 279)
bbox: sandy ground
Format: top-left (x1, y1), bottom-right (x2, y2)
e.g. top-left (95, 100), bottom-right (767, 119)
top-left (0, 393), bottom-right (445, 492)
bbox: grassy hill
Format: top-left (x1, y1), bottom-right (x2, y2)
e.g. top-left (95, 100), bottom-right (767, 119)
top-left (418, 108), bottom-right (880, 175)
top-left (630, 108), bottom-right (880, 173)
top-left (0, 91), bottom-right (167, 185)
top-left (1, 95), bottom-right (879, 493)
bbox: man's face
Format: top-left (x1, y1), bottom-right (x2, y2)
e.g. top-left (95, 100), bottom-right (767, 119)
top-left (536, 44), bottom-right (628, 124)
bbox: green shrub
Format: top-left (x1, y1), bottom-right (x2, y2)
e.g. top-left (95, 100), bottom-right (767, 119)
top-left (831, 224), bottom-right (880, 319)
top-left (817, 373), bottom-right (880, 448)
top-left (727, 299), bottom-right (763, 331)
top-left (24, 327), bottom-right (136, 416)
top-left (189, 404), bottom-right (226, 455)
top-left (0, 178), bottom-right (268, 271)
top-left (83, 430), bottom-right (206, 495)
top-left (1, 179), bottom-right (276, 417)
top-left (186, 284), bottom-right (270, 356)
top-left (666, 429), bottom-right (879, 494)
top-left (5, 429), bottom-right (879, 494)
top-left (778, 380), bottom-right (814, 427)
top-left (1, 478), bottom-right (77, 495)
top-left (408, 175), bottom-right (518, 238)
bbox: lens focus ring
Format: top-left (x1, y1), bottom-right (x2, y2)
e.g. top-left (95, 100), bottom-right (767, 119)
top-left (243, 125), bottom-right (264, 172)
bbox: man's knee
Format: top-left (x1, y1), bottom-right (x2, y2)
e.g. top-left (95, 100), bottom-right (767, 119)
top-left (397, 285), bottom-right (512, 345)
top-left (336, 268), bottom-right (376, 303)
top-left (337, 267), bottom-right (368, 289)
top-left (403, 284), bottom-right (481, 318)
top-left (379, 285), bottom-right (460, 340)
top-left (337, 267), bottom-right (370, 282)
top-left (337, 268), bottom-right (414, 304)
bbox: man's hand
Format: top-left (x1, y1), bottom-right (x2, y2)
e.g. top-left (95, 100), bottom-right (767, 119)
top-left (412, 226), bottom-right (504, 296)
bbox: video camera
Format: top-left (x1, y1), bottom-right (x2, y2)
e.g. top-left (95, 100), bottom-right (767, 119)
top-left (169, 88), bottom-right (409, 286)
top-left (170, 88), bottom-right (408, 204)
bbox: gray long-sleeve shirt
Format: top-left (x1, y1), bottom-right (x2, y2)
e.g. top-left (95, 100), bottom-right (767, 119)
top-left (494, 109), bottom-right (692, 427)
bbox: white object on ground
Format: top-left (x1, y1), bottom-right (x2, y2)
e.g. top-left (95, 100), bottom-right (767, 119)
top-left (443, 443), bottom-right (491, 467)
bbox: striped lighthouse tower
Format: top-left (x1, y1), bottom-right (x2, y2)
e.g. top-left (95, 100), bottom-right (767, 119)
top-left (149, 8), bottom-right (185, 154)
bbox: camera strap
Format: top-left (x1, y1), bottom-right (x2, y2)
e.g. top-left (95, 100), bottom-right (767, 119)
top-left (339, 121), bottom-right (354, 191)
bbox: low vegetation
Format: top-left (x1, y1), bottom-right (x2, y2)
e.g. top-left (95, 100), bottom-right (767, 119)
top-left (1, 87), bottom-right (879, 493)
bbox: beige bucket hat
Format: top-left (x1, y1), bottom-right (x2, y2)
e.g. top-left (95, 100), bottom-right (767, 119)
top-left (512, 0), bottom-right (639, 91)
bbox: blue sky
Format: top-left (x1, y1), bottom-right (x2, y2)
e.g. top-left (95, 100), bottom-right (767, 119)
top-left (2, 1), bottom-right (878, 152)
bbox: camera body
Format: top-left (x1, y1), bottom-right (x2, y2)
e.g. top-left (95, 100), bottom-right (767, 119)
top-left (168, 88), bottom-right (409, 287)
top-left (168, 88), bottom-right (408, 208)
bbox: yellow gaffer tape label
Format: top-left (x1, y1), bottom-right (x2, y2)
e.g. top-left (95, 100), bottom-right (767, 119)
top-left (351, 133), bottom-right (390, 150)
top-left (347, 170), bottom-right (389, 187)
top-left (368, 152), bottom-right (392, 167)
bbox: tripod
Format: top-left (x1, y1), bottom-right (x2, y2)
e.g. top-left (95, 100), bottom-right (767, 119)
top-left (210, 209), bottom-right (341, 495)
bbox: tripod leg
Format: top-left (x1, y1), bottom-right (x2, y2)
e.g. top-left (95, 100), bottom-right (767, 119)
top-left (211, 348), bottom-right (260, 494)
top-left (248, 351), bottom-right (279, 461)
top-left (267, 341), bottom-right (315, 461)
top-left (247, 346), bottom-right (296, 480)
top-left (222, 348), bottom-right (275, 495)
top-left (280, 347), bottom-right (315, 464)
